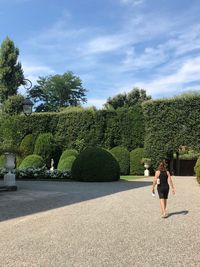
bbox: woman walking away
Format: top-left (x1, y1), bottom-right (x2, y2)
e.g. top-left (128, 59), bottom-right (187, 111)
top-left (152, 161), bottom-right (175, 218)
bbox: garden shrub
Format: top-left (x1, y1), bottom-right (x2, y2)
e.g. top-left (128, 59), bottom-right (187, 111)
top-left (71, 147), bottom-right (120, 182)
top-left (20, 134), bottom-right (36, 157)
top-left (34, 133), bottom-right (55, 168)
top-left (0, 155), bottom-right (5, 168)
top-left (15, 166), bottom-right (71, 180)
top-left (57, 156), bottom-right (76, 171)
top-left (194, 156), bottom-right (200, 184)
top-left (16, 133), bottom-right (37, 168)
top-left (130, 148), bottom-right (145, 175)
top-left (19, 154), bottom-right (45, 169)
top-left (110, 146), bottom-right (130, 175)
top-left (59, 149), bottom-right (78, 162)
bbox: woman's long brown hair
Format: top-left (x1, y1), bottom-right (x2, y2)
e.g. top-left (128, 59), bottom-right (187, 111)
top-left (157, 160), bottom-right (167, 171)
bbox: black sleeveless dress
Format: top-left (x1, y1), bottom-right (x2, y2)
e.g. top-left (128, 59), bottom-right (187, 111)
top-left (157, 170), bottom-right (169, 199)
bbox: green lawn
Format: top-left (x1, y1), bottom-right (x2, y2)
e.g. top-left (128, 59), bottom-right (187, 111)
top-left (120, 175), bottom-right (148, 181)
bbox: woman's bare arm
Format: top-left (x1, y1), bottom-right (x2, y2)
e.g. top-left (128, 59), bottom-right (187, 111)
top-left (167, 171), bottom-right (175, 194)
top-left (152, 171), bottom-right (159, 193)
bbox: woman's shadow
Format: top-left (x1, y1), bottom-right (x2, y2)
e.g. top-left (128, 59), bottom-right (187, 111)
top-left (167, 210), bottom-right (189, 218)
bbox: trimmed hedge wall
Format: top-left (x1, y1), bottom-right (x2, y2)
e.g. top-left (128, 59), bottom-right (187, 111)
top-left (0, 106), bottom-right (144, 154)
top-left (110, 146), bottom-right (130, 175)
top-left (194, 156), bottom-right (200, 184)
top-left (130, 148), bottom-right (145, 175)
top-left (71, 147), bottom-right (120, 182)
top-left (142, 94), bottom-right (200, 168)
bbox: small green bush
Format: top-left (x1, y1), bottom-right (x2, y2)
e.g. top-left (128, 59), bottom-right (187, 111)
top-left (19, 154), bottom-right (45, 169)
top-left (194, 156), bottom-right (200, 184)
top-left (20, 134), bottom-right (36, 157)
top-left (34, 133), bottom-right (55, 168)
top-left (71, 147), bottom-right (120, 182)
top-left (59, 149), bottom-right (78, 162)
top-left (0, 155), bottom-right (5, 168)
top-left (130, 148), bottom-right (145, 175)
top-left (15, 166), bottom-right (71, 180)
top-left (58, 156), bottom-right (76, 171)
top-left (16, 134), bottom-right (37, 168)
top-left (110, 146), bottom-right (130, 175)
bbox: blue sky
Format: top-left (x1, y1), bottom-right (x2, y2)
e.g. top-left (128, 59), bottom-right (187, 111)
top-left (0, 0), bottom-right (200, 107)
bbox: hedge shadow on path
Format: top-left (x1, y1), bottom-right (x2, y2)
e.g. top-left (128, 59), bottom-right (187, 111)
top-left (0, 179), bottom-right (151, 222)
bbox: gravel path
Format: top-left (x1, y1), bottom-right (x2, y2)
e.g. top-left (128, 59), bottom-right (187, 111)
top-left (0, 176), bottom-right (199, 267)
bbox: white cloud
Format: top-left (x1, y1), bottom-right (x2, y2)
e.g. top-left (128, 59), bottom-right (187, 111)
top-left (87, 34), bottom-right (127, 54)
top-left (119, 23), bottom-right (200, 72)
top-left (122, 46), bottom-right (167, 70)
top-left (83, 98), bottom-right (106, 108)
top-left (22, 62), bottom-right (55, 84)
top-left (120, 0), bottom-right (144, 6)
top-left (134, 56), bottom-right (200, 96)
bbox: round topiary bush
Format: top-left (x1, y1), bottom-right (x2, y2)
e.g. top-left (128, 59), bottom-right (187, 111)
top-left (0, 155), bottom-right (5, 168)
top-left (130, 148), bottom-right (145, 175)
top-left (16, 133), bottom-right (37, 168)
top-left (20, 134), bottom-right (36, 157)
top-left (57, 156), bottom-right (76, 171)
top-left (59, 149), bottom-right (78, 162)
top-left (110, 146), bottom-right (130, 175)
top-left (34, 133), bottom-right (55, 168)
top-left (194, 156), bottom-right (200, 184)
top-left (71, 147), bottom-right (120, 182)
top-left (19, 154), bottom-right (45, 169)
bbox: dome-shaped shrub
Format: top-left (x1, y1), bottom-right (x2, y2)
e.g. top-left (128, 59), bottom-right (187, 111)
top-left (19, 154), bottom-right (45, 169)
top-left (130, 148), bottom-right (145, 175)
top-left (194, 156), bottom-right (200, 184)
top-left (0, 155), bottom-right (5, 168)
top-left (110, 146), bottom-right (130, 175)
top-left (71, 147), bottom-right (120, 182)
top-left (34, 133), bottom-right (55, 168)
top-left (16, 134), bottom-right (37, 168)
top-left (20, 134), bottom-right (36, 157)
top-left (58, 156), bottom-right (76, 171)
top-left (59, 149), bottom-right (78, 162)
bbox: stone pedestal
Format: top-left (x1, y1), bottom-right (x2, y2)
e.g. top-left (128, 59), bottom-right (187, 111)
top-left (144, 163), bottom-right (150, 177)
top-left (4, 152), bottom-right (17, 191)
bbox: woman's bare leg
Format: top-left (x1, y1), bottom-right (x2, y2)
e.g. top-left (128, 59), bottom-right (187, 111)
top-left (164, 199), bottom-right (167, 212)
top-left (159, 199), bottom-right (165, 215)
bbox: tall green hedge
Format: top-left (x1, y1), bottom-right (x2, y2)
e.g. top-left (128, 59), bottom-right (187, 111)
top-left (142, 94), bottom-right (200, 168)
top-left (130, 148), bottom-right (145, 175)
top-left (110, 146), bottom-right (130, 175)
top-left (194, 156), bottom-right (200, 184)
top-left (0, 106), bottom-right (144, 153)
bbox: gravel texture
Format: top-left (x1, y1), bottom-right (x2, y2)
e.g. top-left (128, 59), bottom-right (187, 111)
top-left (0, 176), bottom-right (199, 267)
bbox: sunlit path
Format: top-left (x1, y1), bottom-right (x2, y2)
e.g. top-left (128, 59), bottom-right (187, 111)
top-left (0, 177), bottom-right (199, 267)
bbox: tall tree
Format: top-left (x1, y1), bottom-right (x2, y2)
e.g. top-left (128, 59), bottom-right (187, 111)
top-left (28, 71), bottom-right (87, 112)
top-left (104, 88), bottom-right (151, 109)
top-left (0, 37), bottom-right (25, 102)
